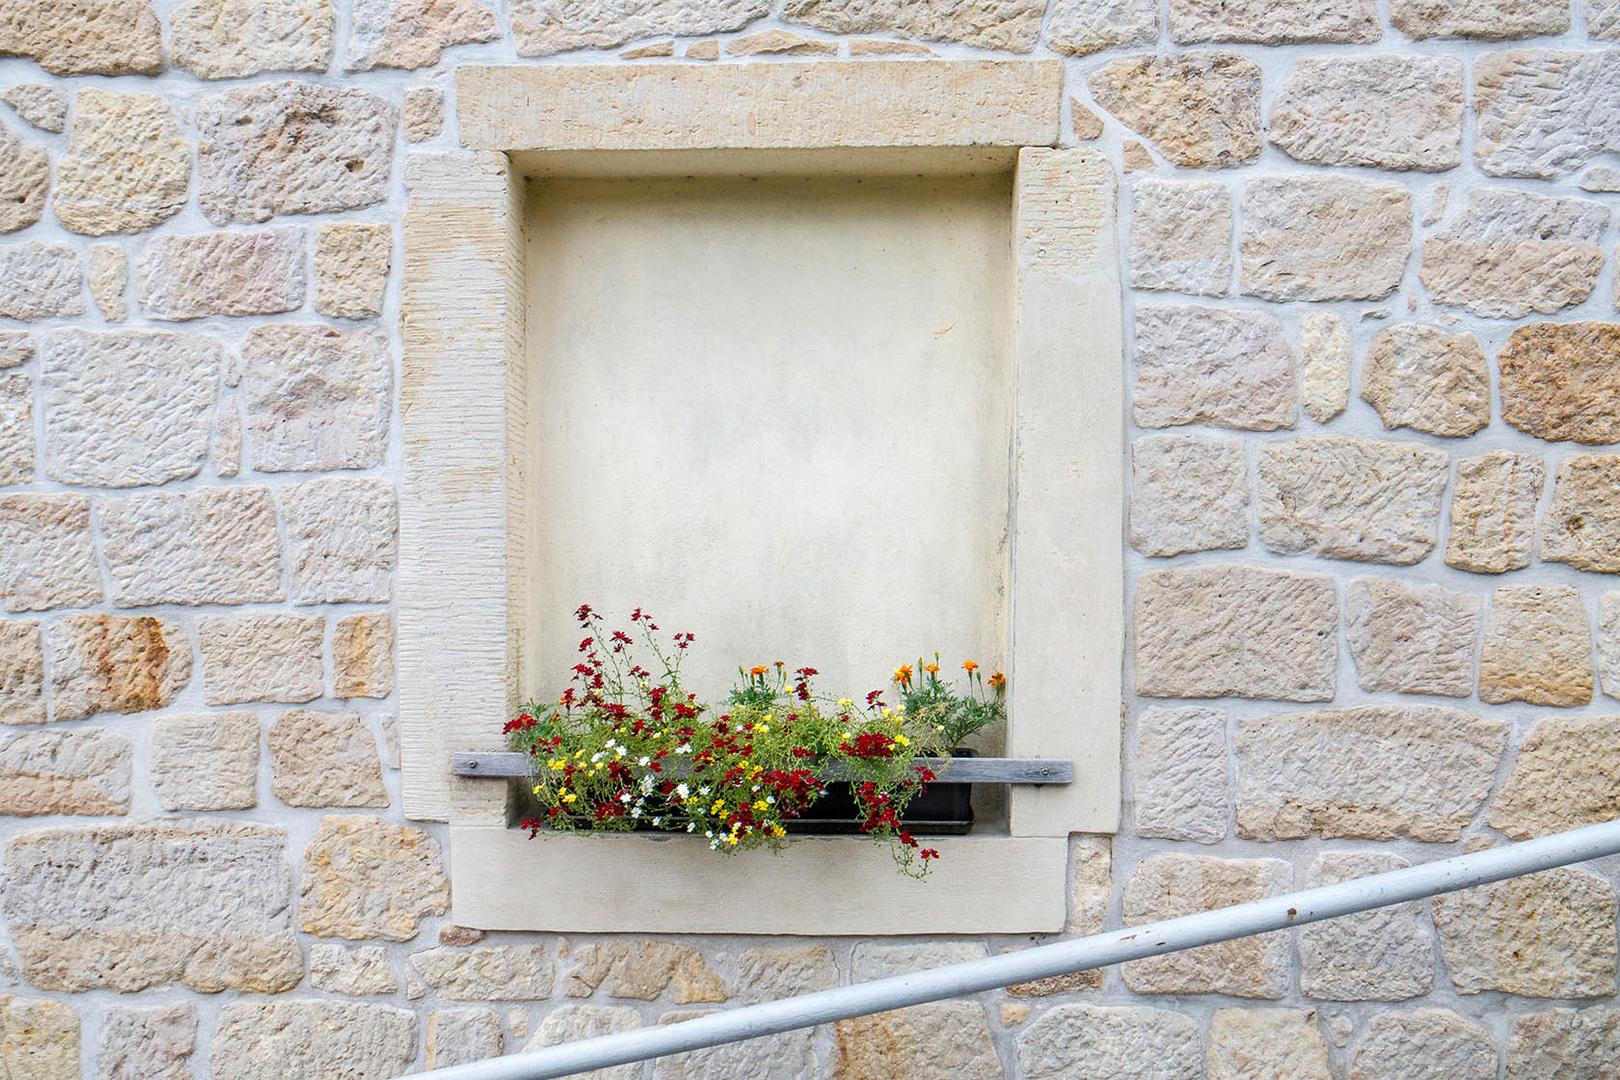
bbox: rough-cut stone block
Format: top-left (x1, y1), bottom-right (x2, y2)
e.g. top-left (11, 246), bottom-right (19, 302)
top-left (199, 614), bottom-right (324, 706)
top-left (1300, 852), bottom-right (1432, 1000)
top-left (1604, 595), bottom-right (1620, 701)
top-left (88, 243), bottom-right (127, 321)
top-left (1361, 324), bottom-right (1489, 437)
top-left (243, 325), bottom-right (390, 471)
top-left (427, 1008), bottom-right (502, 1070)
top-left (1271, 56), bottom-right (1462, 170)
top-left (1208, 1009), bottom-right (1332, 1080)
top-left (1395, 0), bottom-right (1569, 36)
top-left (0, 242), bottom-right (84, 320)
top-left (149, 713), bottom-right (259, 812)
top-left (411, 945), bottom-right (556, 1001)
top-left (334, 613), bottom-right (393, 699)
top-left (1088, 53), bottom-right (1261, 168)
top-left (1241, 176), bottom-right (1412, 300)
top-left (54, 91), bottom-right (188, 236)
top-left (0, 0), bottom-right (163, 75)
top-left (101, 487), bottom-right (282, 606)
top-left (1133, 305), bottom-right (1295, 430)
top-left (1346, 577), bottom-right (1478, 696)
top-left (300, 814), bottom-right (448, 940)
top-left (780, 0), bottom-right (1041, 51)
top-left (1169, 0), bottom-right (1378, 41)
top-left (1434, 865), bottom-right (1617, 997)
top-left (724, 28), bottom-right (836, 55)
top-left (1130, 436), bottom-right (1248, 556)
top-left (1128, 180), bottom-right (1231, 294)
top-left (1257, 437), bottom-right (1449, 564)
top-left (1, 85), bottom-right (66, 133)
top-left (41, 330), bottom-right (220, 487)
top-left (1500, 322), bottom-right (1620, 443)
top-left (830, 1001), bottom-right (1000, 1080)
top-left (211, 1001), bottom-right (415, 1080)
top-left (1544, 455), bottom-right (1620, 572)
top-left (1490, 717), bottom-right (1620, 839)
top-left (1136, 564), bottom-right (1336, 701)
top-left (344, 0), bottom-right (497, 69)
top-left (1049, 0), bottom-right (1157, 56)
top-left (1135, 705), bottom-right (1229, 843)
top-left (654, 1008), bottom-right (813, 1080)
top-left (1447, 451), bottom-right (1544, 573)
top-left (1122, 854), bottom-right (1291, 997)
top-left (0, 729), bottom-right (130, 816)
top-left (1350, 1009), bottom-right (1496, 1080)
top-left (171, 0), bottom-right (333, 79)
top-left (48, 614), bottom-right (191, 721)
top-left (99, 1003), bottom-right (195, 1080)
top-left (1234, 705), bottom-right (1506, 841)
top-left (0, 495), bottom-right (100, 613)
top-left (1481, 584), bottom-right (1594, 705)
top-left (734, 946), bottom-right (837, 1001)
top-left (0, 622), bottom-right (43, 726)
top-left (526, 1006), bottom-right (639, 1076)
top-left (270, 710), bottom-right (386, 808)
top-left (0, 122), bottom-right (47, 235)
top-left (562, 940), bottom-right (726, 1003)
top-left (315, 223), bottom-right (390, 319)
top-left (0, 994), bottom-right (77, 1079)
top-left (1506, 1007), bottom-right (1620, 1078)
top-left (1422, 189), bottom-right (1605, 318)
top-left (282, 478), bottom-right (397, 604)
top-left (136, 230), bottom-right (305, 320)
top-left (1299, 312), bottom-right (1350, 424)
top-left (2, 821), bottom-right (300, 992)
top-left (511, 0), bottom-right (760, 55)
top-left (310, 944), bottom-right (397, 996)
top-left (197, 82), bottom-right (395, 224)
top-left (0, 332), bottom-right (30, 369)
top-left (404, 87), bottom-right (443, 142)
top-left (1475, 50), bottom-right (1620, 178)
top-left (1017, 1004), bottom-right (1200, 1080)
top-left (0, 372), bottom-right (29, 487)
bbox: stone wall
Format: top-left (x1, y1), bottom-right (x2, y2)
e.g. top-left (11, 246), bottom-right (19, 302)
top-left (1, 1), bottom-right (1618, 1076)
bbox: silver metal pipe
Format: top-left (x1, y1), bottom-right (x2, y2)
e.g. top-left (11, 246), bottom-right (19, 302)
top-left (407, 817), bottom-right (1620, 1080)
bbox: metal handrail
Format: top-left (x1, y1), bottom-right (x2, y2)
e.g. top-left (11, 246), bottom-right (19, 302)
top-left (405, 817), bottom-right (1620, 1080)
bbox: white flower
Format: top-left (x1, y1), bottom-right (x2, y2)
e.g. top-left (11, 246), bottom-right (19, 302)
top-left (619, 792), bottom-right (631, 803)
top-left (686, 822), bottom-right (696, 832)
top-left (676, 743), bottom-right (692, 755)
top-left (639, 775), bottom-right (655, 794)
top-left (638, 756), bottom-right (651, 767)
top-left (631, 807), bottom-right (642, 818)
top-left (675, 782), bottom-right (690, 799)
top-left (590, 752), bottom-right (604, 763)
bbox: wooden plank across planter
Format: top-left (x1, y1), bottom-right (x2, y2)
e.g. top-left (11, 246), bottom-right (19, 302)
top-left (452, 752), bottom-right (1072, 784)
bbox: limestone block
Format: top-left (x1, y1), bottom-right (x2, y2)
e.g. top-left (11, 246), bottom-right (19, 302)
top-left (1130, 435), bottom-right (1248, 556)
top-left (1544, 455), bottom-right (1620, 572)
top-left (282, 478), bottom-right (398, 604)
top-left (512, 0), bottom-right (763, 55)
top-left (725, 29), bottom-right (836, 55)
top-left (0, 333), bottom-right (30, 369)
top-left (1049, 0), bottom-right (1157, 56)
top-left (427, 1008), bottom-right (502, 1069)
top-left (0, 495), bottom-right (100, 613)
top-left (735, 946), bottom-right (837, 1001)
top-left (300, 815), bottom-right (449, 940)
top-left (1088, 53), bottom-right (1261, 168)
top-left (314, 223), bottom-right (391, 319)
top-left (0, 728), bottom-right (131, 816)
top-left (1135, 706), bottom-right (1229, 843)
top-left (1394, 0), bottom-right (1569, 37)
top-left (526, 1006), bottom-right (639, 1079)
top-left (562, 940), bottom-right (726, 1003)
top-left (149, 712), bottom-right (260, 812)
top-left (243, 325), bottom-right (390, 471)
top-left (1128, 180), bottom-right (1232, 294)
top-left (1490, 717), bottom-right (1620, 839)
top-left (1, 85), bottom-right (66, 133)
top-left (1300, 852), bottom-right (1432, 1000)
top-left (1133, 305), bottom-right (1296, 430)
top-left (1360, 324), bottom-right (1490, 437)
top-left (1480, 584), bottom-right (1593, 705)
top-left (1434, 866), bottom-right (1617, 997)
top-left (1349, 1009), bottom-right (1497, 1080)
top-left (0, 122), bottom-right (48, 234)
top-left (1500, 322), bottom-right (1620, 443)
top-left (0, 0), bottom-right (163, 75)
top-left (1271, 56), bottom-right (1463, 170)
top-left (1475, 50), bottom-right (1620, 178)
top-left (0, 372), bottom-right (29, 487)
top-left (781, 0), bottom-right (1042, 51)
top-left (171, 0), bottom-right (333, 79)
top-left (1345, 577), bottom-right (1478, 696)
top-left (101, 487), bottom-right (282, 606)
top-left (1241, 176), bottom-right (1412, 300)
top-left (1208, 1009), bottom-right (1332, 1080)
top-left (1506, 1007), bottom-right (1620, 1078)
top-left (136, 229), bottom-right (305, 320)
top-left (88, 243), bottom-right (127, 321)
top-left (211, 1001), bottom-right (415, 1080)
top-left (1122, 854), bottom-right (1291, 997)
top-left (1446, 451), bottom-right (1544, 573)
top-left (310, 944), bottom-right (397, 996)
top-left (829, 1002), bottom-right (1000, 1080)
top-left (1169, 0), bottom-right (1379, 42)
top-left (1422, 189), bottom-right (1606, 317)
top-left (411, 944), bottom-right (555, 1001)
top-left (199, 613), bottom-right (324, 706)
top-left (0, 242), bottom-right (84, 320)
top-left (0, 622), bottom-right (44, 726)
top-left (48, 614), bottom-right (190, 721)
top-left (0, 994), bottom-right (77, 1079)
top-left (55, 91), bottom-right (189, 235)
top-left (404, 87), bottom-right (444, 142)
top-left (270, 710), bottom-right (386, 808)
top-left (655, 1007), bottom-right (814, 1079)
top-left (98, 1003), bottom-right (196, 1080)
top-left (347, 0), bottom-right (497, 69)
top-left (1017, 1004), bottom-right (1200, 1080)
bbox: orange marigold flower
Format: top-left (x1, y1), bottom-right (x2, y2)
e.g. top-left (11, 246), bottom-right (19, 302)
top-left (962, 659), bottom-right (980, 673)
top-left (988, 671), bottom-right (1006, 689)
top-left (893, 663), bottom-right (914, 685)
top-left (923, 662), bottom-right (939, 675)
top-left (749, 665), bottom-right (767, 677)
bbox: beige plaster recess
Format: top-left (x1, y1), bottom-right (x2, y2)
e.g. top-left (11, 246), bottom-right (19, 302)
top-left (399, 61), bottom-right (1120, 934)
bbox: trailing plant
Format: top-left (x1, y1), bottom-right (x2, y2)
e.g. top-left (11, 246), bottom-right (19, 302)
top-left (505, 604), bottom-right (1007, 878)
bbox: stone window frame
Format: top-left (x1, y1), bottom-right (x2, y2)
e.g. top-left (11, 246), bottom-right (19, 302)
top-left (398, 60), bottom-right (1123, 934)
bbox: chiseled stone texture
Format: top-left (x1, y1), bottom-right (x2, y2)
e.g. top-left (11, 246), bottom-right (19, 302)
top-left (654, 1008), bottom-right (814, 1080)
top-left (526, 1006), bottom-right (639, 1076)
top-left (1544, 455), bottom-right (1620, 573)
top-left (1088, 53), bottom-right (1261, 168)
top-left (1350, 1009), bottom-right (1497, 1080)
top-left (427, 1007), bottom-right (503, 1070)
top-left (0, 242), bottom-right (85, 320)
top-left (1422, 189), bottom-right (1606, 318)
top-left (41, 329), bottom-right (221, 487)
top-left (0, 371), bottom-right (29, 487)
top-left (514, 0), bottom-right (765, 55)
top-left (0, 332), bottom-right (31, 368)
top-left (243, 325), bottom-right (390, 472)
top-left (149, 712), bottom-right (260, 812)
top-left (781, 0), bottom-right (1042, 51)
top-left (1130, 436), bottom-right (1247, 556)
top-left (1133, 305), bottom-right (1296, 430)
top-left (1394, 0), bottom-right (1569, 37)
top-left (348, 0), bottom-right (496, 70)
top-left (197, 82), bottom-right (396, 224)
top-left (1049, 0), bottom-right (1157, 56)
top-left (1500, 322), bottom-right (1620, 444)
top-left (1604, 595), bottom-right (1620, 700)
top-left (2, 821), bottom-right (300, 993)
top-left (0, 728), bottom-right (131, 816)
top-left (1234, 705), bottom-right (1507, 841)
top-left (282, 477), bottom-right (398, 604)
top-left (1506, 1007), bottom-right (1620, 1078)
top-left (1299, 312), bottom-right (1350, 424)
top-left (1447, 451), bottom-right (1545, 573)
top-left (199, 614), bottom-right (324, 706)
top-left (334, 612), bottom-right (394, 699)
top-left (171, 0), bottom-right (333, 79)
top-left (1169, 0), bottom-right (1378, 42)
top-left (1480, 584), bottom-right (1593, 706)
top-left (1128, 179), bottom-right (1232, 294)
top-left (1270, 56), bottom-right (1462, 171)
top-left (315, 222), bottom-right (390, 319)
top-left (270, 710), bottom-right (387, 808)
top-left (1597, 1), bottom-right (1620, 38)
top-left (0, 122), bottom-right (48, 234)
top-left (1345, 577), bottom-right (1478, 696)
top-left (830, 1002), bottom-right (1000, 1080)
top-left (1475, 50), bottom-right (1620, 179)
top-left (88, 243), bottom-right (128, 321)
top-left (1360, 324), bottom-right (1490, 437)
top-left (0, 994), bottom-right (78, 1079)
top-left (735, 946), bottom-right (837, 1001)
top-left (0, 494), bottom-right (101, 612)
top-left (1122, 854), bottom-right (1291, 997)
top-left (1137, 564), bottom-right (1336, 701)
top-left (48, 614), bottom-right (191, 721)
top-left (98, 1003), bottom-right (196, 1080)
top-left (54, 91), bottom-right (189, 236)
top-left (1490, 717), bottom-right (1620, 839)
top-left (403, 86), bottom-right (444, 142)
top-left (411, 944), bottom-right (556, 1001)
top-left (562, 939), bottom-right (726, 1003)
top-left (0, 622), bottom-right (44, 726)
top-left (1208, 1009), bottom-right (1332, 1080)
top-left (1017, 1004), bottom-right (1200, 1080)
top-left (1257, 437), bottom-right (1449, 564)
top-left (1135, 706), bottom-right (1230, 843)
top-left (101, 487), bottom-right (283, 606)
top-left (725, 29), bottom-right (836, 55)
top-left (1300, 852), bottom-right (1432, 1000)
top-left (1, 84), bottom-right (67, 133)
top-left (136, 229), bottom-right (306, 320)
top-left (211, 1001), bottom-right (416, 1080)
top-left (300, 814), bottom-right (449, 940)
top-left (310, 944), bottom-right (398, 996)
top-left (1434, 865), bottom-right (1617, 998)
top-left (0, 0), bottom-right (163, 75)
top-left (1241, 176), bottom-right (1412, 300)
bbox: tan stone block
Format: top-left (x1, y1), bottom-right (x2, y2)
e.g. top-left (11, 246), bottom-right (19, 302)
top-left (526, 1006), bottom-right (639, 1078)
top-left (0, 0), bottom-right (163, 75)
top-left (0, 122), bottom-right (47, 235)
top-left (782, 0), bottom-right (1043, 50)
top-left (310, 944), bottom-right (398, 996)
top-left (513, 0), bottom-right (761, 54)
top-left (270, 710), bottom-right (387, 808)
top-left (0, 995), bottom-right (77, 1079)
top-left (1506, 1006), bottom-right (1620, 1078)
top-left (101, 487), bottom-right (283, 606)
top-left (0, 331), bottom-right (31, 369)
top-left (282, 478), bottom-right (398, 604)
top-left (1070, 100), bottom-right (1104, 140)
top-left (846, 38), bottom-right (931, 55)
top-left (438, 924), bottom-right (483, 947)
top-left (1361, 324), bottom-right (1489, 437)
top-left (1234, 705), bottom-right (1506, 842)
top-left (1346, 577), bottom-right (1478, 696)
top-left (98, 1003), bottom-right (195, 1080)
top-left (1500, 322), bottom-right (1620, 443)
top-left (1434, 866), bottom-right (1616, 997)
top-left (1130, 435), bottom-right (1248, 556)
top-left (211, 1001), bottom-right (416, 1080)
top-left (1544, 455), bottom-right (1620, 572)
top-left (1394, 0), bottom-right (1569, 38)
top-left (1241, 176), bottom-right (1412, 300)
top-left (1169, 0), bottom-right (1378, 42)
top-left (0, 242), bottom-right (84, 320)
top-left (1349, 1009), bottom-right (1496, 1080)
top-left (1446, 451), bottom-right (1545, 573)
top-left (830, 1002), bottom-right (1000, 1080)
top-left (619, 39), bottom-right (674, 58)
top-left (3, 820), bottom-right (301, 992)
top-left (48, 614), bottom-right (190, 721)
top-left (1, 85), bottom-right (66, 133)
top-left (87, 243), bottom-right (127, 321)
top-left (1133, 305), bottom-right (1296, 430)
top-left (1423, 190), bottom-right (1605, 317)
top-left (1049, 0), bottom-right (1157, 55)
top-left (1136, 564), bottom-right (1337, 701)
top-left (1490, 717), bottom-right (1620, 839)
top-left (1128, 179), bottom-right (1231, 295)
top-left (1018, 1005), bottom-right (1200, 1080)
top-left (0, 729), bottom-right (130, 816)
top-left (0, 371), bottom-right (29, 487)
top-left (735, 946), bottom-right (837, 1001)
top-left (1122, 140), bottom-right (1155, 172)
top-left (348, 0), bottom-right (496, 69)
top-left (1300, 852), bottom-right (1432, 1000)
top-left (149, 712), bottom-right (259, 812)
top-left (199, 614), bottom-right (324, 706)
top-left (1088, 53), bottom-right (1260, 168)
top-left (1299, 312), bottom-right (1350, 424)
top-left (1136, 706), bottom-right (1229, 843)
top-left (1122, 854), bottom-right (1291, 997)
top-left (1475, 50), bottom-right (1620, 179)
top-left (315, 223), bottom-right (391, 319)
top-left (427, 1008), bottom-right (502, 1069)
top-left (243, 326), bottom-right (390, 471)
top-left (683, 40), bottom-right (719, 60)
top-left (404, 86), bottom-right (444, 141)
top-left (136, 229), bottom-right (305, 320)
top-left (0, 495), bottom-right (100, 613)
top-left (1208, 1009), bottom-right (1332, 1080)
top-left (55, 91), bottom-right (189, 235)
top-left (0, 622), bottom-right (43, 727)
top-left (655, 1008), bottom-right (814, 1078)
top-left (562, 940), bottom-right (726, 1003)
top-left (410, 945), bottom-right (556, 1001)
top-left (1271, 56), bottom-right (1463, 170)
top-left (725, 28), bottom-right (836, 54)
top-left (1481, 584), bottom-right (1593, 705)
top-left (171, 0), bottom-right (333, 79)
top-left (300, 814), bottom-right (448, 940)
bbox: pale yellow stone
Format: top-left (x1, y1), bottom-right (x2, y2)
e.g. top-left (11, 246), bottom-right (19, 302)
top-left (334, 612), bottom-right (394, 699)
top-left (1446, 451), bottom-right (1545, 573)
top-left (1500, 322), bottom-right (1620, 444)
top-left (1345, 577), bottom-right (1478, 697)
top-left (1490, 717), bottom-right (1620, 839)
top-left (48, 614), bottom-right (191, 721)
top-left (199, 614), bottom-right (323, 706)
top-left (98, 1004), bottom-right (196, 1080)
top-left (1299, 852), bottom-right (1432, 1001)
top-left (1122, 854), bottom-right (1291, 997)
top-left (1242, 175), bottom-right (1412, 300)
top-left (0, 371), bottom-right (28, 487)
top-left (211, 1001), bottom-right (416, 1080)
top-left (0, 728), bottom-right (130, 815)
top-left (1049, 0), bottom-right (1157, 55)
top-left (136, 229), bottom-right (306, 320)
top-left (1480, 584), bottom-right (1593, 706)
top-left (270, 710), bottom-right (387, 808)
top-left (404, 86), bottom-right (444, 141)
top-left (1133, 305), bottom-right (1296, 430)
top-left (1506, 1006), bottom-right (1620, 1078)
top-left (282, 477), bottom-right (397, 603)
top-left (1071, 100), bottom-right (1104, 140)
top-left (310, 944), bottom-right (398, 996)
top-left (1, 85), bottom-right (66, 133)
top-left (1128, 179), bottom-right (1232, 295)
top-left (726, 28), bottom-right (836, 54)
top-left (619, 39), bottom-right (674, 58)
top-left (1170, 0), bottom-right (1379, 42)
top-left (1017, 1005), bottom-right (1200, 1079)
top-left (513, 0), bottom-right (764, 56)
top-left (54, 91), bottom-right (190, 236)
top-left (0, 494), bottom-right (101, 613)
top-left (1208, 1009), bottom-right (1332, 1080)
top-left (783, 0), bottom-right (1043, 50)
top-left (830, 1002), bottom-right (1001, 1079)
top-left (1361, 324), bottom-right (1489, 437)
top-left (0, 332), bottom-right (31, 369)
top-left (1299, 312), bottom-right (1350, 423)
top-left (100, 487), bottom-right (283, 606)
top-left (149, 712), bottom-right (260, 811)
top-left (300, 815), bottom-right (449, 940)
top-left (1270, 56), bottom-right (1463, 170)
top-left (848, 38), bottom-right (931, 55)
top-left (0, 0), bottom-right (163, 75)
top-left (735, 946), bottom-right (837, 1001)
top-left (0, 122), bottom-right (48, 234)
top-left (1088, 53), bottom-right (1261, 168)
top-left (1394, 0), bottom-right (1570, 38)
top-left (683, 40), bottom-right (719, 59)
top-left (561, 940), bottom-right (727, 1003)
top-left (1130, 435), bottom-right (1248, 556)
top-left (172, 0), bottom-right (333, 78)
top-left (88, 243), bottom-right (127, 321)
top-left (348, 0), bottom-right (497, 70)
top-left (0, 242), bottom-right (84, 320)
top-left (0, 622), bottom-right (44, 727)
top-left (0, 995), bottom-right (77, 1079)
top-left (1434, 867), bottom-right (1617, 997)
top-left (427, 1008), bottom-right (502, 1069)
top-left (1349, 1009), bottom-right (1497, 1080)
top-left (1422, 189), bottom-right (1605, 318)
top-left (315, 223), bottom-right (391, 319)
top-left (1544, 455), bottom-right (1620, 572)
top-left (410, 945), bottom-right (556, 1001)
top-left (526, 1006), bottom-right (639, 1078)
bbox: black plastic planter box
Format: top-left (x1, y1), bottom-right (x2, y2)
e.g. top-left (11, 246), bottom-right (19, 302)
top-left (786, 749), bottom-right (976, 836)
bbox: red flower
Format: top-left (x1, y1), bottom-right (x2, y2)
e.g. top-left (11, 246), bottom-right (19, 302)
top-left (575, 604), bottom-right (593, 622)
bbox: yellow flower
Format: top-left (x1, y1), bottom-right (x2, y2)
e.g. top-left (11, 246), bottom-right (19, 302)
top-left (711, 799), bottom-right (726, 814)
top-left (532, 785), bottom-right (542, 795)
top-left (893, 664), bottom-right (914, 685)
top-left (753, 800), bottom-right (769, 812)
top-left (726, 833), bottom-right (739, 846)
top-left (838, 698), bottom-right (854, 708)
top-left (562, 791), bottom-right (577, 804)
top-left (894, 735), bottom-right (910, 748)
